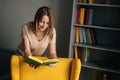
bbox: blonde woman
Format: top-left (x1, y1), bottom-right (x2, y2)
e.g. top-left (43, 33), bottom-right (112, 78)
top-left (17, 6), bottom-right (57, 68)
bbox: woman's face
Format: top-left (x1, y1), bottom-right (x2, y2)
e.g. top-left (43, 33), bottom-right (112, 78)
top-left (38, 15), bottom-right (50, 31)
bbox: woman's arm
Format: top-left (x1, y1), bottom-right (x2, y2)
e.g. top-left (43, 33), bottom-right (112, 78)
top-left (49, 43), bottom-right (57, 59)
top-left (48, 43), bottom-right (57, 67)
top-left (23, 38), bottom-right (32, 57)
top-left (48, 28), bottom-right (57, 59)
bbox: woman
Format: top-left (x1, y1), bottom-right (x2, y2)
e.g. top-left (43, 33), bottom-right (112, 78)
top-left (17, 6), bottom-right (57, 68)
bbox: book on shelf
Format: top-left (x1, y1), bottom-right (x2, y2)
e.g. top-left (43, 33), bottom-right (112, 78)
top-left (78, 0), bottom-right (83, 3)
top-left (76, 8), bottom-right (81, 24)
top-left (79, 8), bottom-right (86, 24)
top-left (79, 28), bottom-right (95, 44)
top-left (75, 27), bottom-right (80, 43)
top-left (83, 0), bottom-right (88, 3)
top-left (88, 9), bottom-right (94, 25)
top-left (84, 8), bottom-right (90, 25)
top-left (78, 47), bottom-right (84, 62)
top-left (74, 46), bottom-right (79, 58)
top-left (78, 47), bottom-right (91, 63)
top-left (79, 27), bottom-right (84, 43)
top-left (88, 0), bottom-right (94, 4)
top-left (79, 0), bottom-right (88, 24)
top-left (85, 28), bottom-right (90, 44)
top-left (84, 8), bottom-right (94, 25)
top-left (24, 56), bottom-right (58, 66)
top-left (87, 28), bottom-right (92, 44)
top-left (83, 48), bottom-right (90, 63)
top-left (81, 28), bottom-right (87, 43)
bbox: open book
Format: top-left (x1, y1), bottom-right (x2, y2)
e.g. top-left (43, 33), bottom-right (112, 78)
top-left (24, 56), bottom-right (58, 66)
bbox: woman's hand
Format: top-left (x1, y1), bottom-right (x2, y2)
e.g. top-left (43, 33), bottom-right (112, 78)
top-left (25, 56), bottom-right (39, 69)
top-left (29, 63), bottom-right (40, 69)
top-left (48, 63), bottom-right (57, 67)
top-left (49, 54), bottom-right (57, 59)
top-left (48, 54), bottom-right (57, 67)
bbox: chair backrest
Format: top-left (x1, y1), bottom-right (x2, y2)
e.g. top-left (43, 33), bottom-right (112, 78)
top-left (11, 55), bottom-right (81, 80)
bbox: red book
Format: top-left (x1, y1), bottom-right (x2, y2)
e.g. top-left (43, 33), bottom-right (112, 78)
top-left (76, 8), bottom-right (81, 24)
top-left (78, 0), bottom-right (83, 3)
top-left (78, 47), bottom-right (84, 62)
top-left (85, 9), bottom-right (90, 25)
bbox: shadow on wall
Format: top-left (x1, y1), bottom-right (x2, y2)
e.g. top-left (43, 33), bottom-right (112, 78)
top-left (56, 0), bottom-right (73, 57)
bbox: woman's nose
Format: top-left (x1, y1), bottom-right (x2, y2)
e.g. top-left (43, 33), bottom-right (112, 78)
top-left (43, 23), bottom-right (47, 27)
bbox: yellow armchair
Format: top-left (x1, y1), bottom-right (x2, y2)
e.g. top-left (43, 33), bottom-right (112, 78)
top-left (11, 55), bottom-right (81, 80)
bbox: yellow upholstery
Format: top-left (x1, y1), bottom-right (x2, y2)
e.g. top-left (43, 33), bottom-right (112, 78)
top-left (11, 55), bottom-right (81, 80)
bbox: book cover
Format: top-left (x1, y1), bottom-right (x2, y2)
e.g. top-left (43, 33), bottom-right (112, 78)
top-left (86, 28), bottom-right (92, 44)
top-left (84, 48), bottom-right (90, 63)
top-left (88, 0), bottom-right (94, 4)
top-left (85, 28), bottom-right (90, 44)
top-left (79, 8), bottom-right (86, 24)
top-left (81, 28), bottom-right (87, 43)
top-left (24, 56), bottom-right (58, 66)
top-left (75, 27), bottom-right (80, 43)
top-left (76, 8), bottom-right (81, 24)
top-left (74, 46), bottom-right (78, 58)
top-left (79, 27), bottom-right (83, 43)
top-left (88, 9), bottom-right (94, 25)
top-left (78, 0), bottom-right (83, 3)
top-left (83, 0), bottom-right (87, 3)
top-left (78, 47), bottom-right (84, 62)
top-left (84, 8), bottom-right (90, 25)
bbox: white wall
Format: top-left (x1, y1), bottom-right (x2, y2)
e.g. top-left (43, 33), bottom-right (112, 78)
top-left (0, 0), bottom-right (73, 57)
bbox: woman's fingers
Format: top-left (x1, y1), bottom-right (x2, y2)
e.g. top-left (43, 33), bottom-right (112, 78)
top-left (29, 64), bottom-right (39, 69)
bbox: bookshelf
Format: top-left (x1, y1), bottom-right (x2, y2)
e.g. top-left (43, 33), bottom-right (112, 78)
top-left (69, 0), bottom-right (120, 80)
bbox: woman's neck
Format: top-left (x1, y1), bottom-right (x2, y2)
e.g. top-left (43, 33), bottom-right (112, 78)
top-left (34, 30), bottom-right (46, 41)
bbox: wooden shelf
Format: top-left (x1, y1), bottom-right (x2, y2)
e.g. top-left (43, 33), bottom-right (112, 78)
top-left (72, 43), bottom-right (120, 53)
top-left (74, 24), bottom-right (120, 31)
top-left (82, 62), bottom-right (120, 74)
top-left (76, 3), bottom-right (120, 8)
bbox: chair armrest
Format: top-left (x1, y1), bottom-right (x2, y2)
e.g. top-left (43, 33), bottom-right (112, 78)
top-left (11, 55), bottom-right (20, 80)
top-left (70, 59), bottom-right (81, 80)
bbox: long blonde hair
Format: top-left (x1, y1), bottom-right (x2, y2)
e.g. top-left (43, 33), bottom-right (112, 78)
top-left (33, 6), bottom-right (54, 40)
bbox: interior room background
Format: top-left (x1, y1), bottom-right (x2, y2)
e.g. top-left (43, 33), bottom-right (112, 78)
top-left (0, 0), bottom-right (73, 57)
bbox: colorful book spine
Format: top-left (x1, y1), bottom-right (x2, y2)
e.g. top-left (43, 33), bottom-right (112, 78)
top-left (81, 28), bottom-right (87, 43)
top-left (85, 8), bottom-right (90, 25)
top-left (78, 47), bottom-right (83, 61)
top-left (85, 28), bottom-right (90, 44)
top-left (75, 27), bottom-right (80, 43)
top-left (76, 8), bottom-right (81, 24)
top-left (83, 48), bottom-right (90, 63)
top-left (87, 28), bottom-right (92, 44)
top-left (88, 0), bottom-right (94, 4)
top-left (88, 9), bottom-right (94, 25)
top-left (79, 28), bottom-right (83, 43)
top-left (79, 8), bottom-right (86, 24)
top-left (83, 0), bottom-right (87, 3)
top-left (78, 0), bottom-right (83, 3)
top-left (74, 46), bottom-right (78, 58)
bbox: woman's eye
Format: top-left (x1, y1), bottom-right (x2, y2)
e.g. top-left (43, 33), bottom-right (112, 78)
top-left (40, 21), bottom-right (44, 23)
top-left (40, 21), bottom-right (49, 25)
